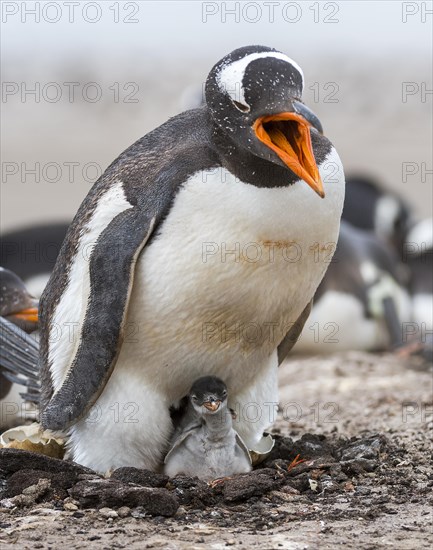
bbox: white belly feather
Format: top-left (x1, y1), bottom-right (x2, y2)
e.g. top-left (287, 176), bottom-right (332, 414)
top-left (116, 149), bottom-right (345, 400)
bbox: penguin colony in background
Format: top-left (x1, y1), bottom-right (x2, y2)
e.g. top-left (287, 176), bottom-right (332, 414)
top-left (35, 45), bottom-right (345, 472)
top-left (295, 176), bottom-right (431, 353)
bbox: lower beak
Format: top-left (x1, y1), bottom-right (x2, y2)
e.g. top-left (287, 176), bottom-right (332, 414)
top-left (9, 307), bottom-right (39, 323)
top-left (203, 400), bottom-right (221, 412)
top-left (253, 112), bottom-right (325, 198)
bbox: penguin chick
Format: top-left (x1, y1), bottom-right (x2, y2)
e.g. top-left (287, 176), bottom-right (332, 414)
top-left (164, 376), bottom-right (252, 481)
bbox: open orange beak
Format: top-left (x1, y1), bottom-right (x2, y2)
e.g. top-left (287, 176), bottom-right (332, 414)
top-left (203, 400), bottom-right (221, 412)
top-left (253, 112), bottom-right (325, 198)
top-left (11, 307), bottom-right (39, 323)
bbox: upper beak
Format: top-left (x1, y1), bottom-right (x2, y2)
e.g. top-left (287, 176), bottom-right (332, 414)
top-left (203, 400), bottom-right (221, 412)
top-left (8, 306), bottom-right (39, 324)
top-left (253, 111), bottom-right (325, 198)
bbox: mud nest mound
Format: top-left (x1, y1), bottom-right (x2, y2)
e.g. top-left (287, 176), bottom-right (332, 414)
top-left (2, 431), bottom-right (429, 530)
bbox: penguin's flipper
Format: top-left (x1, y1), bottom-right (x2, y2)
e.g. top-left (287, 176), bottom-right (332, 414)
top-left (235, 432), bottom-right (253, 464)
top-left (277, 300), bottom-right (312, 364)
top-left (0, 317), bottom-right (40, 402)
top-left (41, 208), bottom-right (157, 431)
top-left (164, 425), bottom-right (199, 464)
top-left (382, 296), bottom-right (403, 349)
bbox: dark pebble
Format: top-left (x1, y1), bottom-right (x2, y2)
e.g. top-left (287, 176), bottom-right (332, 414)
top-left (69, 478), bottom-right (179, 517)
top-left (169, 476), bottom-right (217, 508)
top-left (341, 458), bottom-right (378, 475)
top-left (337, 436), bottom-right (384, 462)
top-left (223, 468), bottom-right (284, 502)
top-left (283, 472), bottom-right (311, 493)
top-left (0, 448), bottom-right (96, 476)
top-left (111, 467), bottom-right (168, 488)
top-left (5, 468), bottom-right (79, 500)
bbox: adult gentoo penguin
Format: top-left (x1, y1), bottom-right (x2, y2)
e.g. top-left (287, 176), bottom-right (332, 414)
top-left (39, 46), bottom-right (345, 471)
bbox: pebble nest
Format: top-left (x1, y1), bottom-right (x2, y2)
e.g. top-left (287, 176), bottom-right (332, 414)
top-left (1, 431), bottom-right (428, 521)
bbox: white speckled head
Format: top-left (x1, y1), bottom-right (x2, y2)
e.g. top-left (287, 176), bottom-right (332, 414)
top-left (206, 45), bottom-right (304, 116)
top-left (216, 50), bottom-right (304, 112)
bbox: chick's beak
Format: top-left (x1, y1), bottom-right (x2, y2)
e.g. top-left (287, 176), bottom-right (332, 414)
top-left (203, 400), bottom-right (221, 412)
top-left (253, 112), bottom-right (325, 198)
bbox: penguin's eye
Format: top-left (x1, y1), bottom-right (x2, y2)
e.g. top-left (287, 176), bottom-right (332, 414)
top-left (222, 390), bottom-right (227, 397)
top-left (232, 100), bottom-right (250, 113)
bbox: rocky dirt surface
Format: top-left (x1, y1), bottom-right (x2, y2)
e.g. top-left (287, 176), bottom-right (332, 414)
top-left (0, 351), bottom-right (431, 549)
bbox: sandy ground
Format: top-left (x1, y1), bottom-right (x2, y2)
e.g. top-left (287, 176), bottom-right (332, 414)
top-left (1, 350), bottom-right (431, 549)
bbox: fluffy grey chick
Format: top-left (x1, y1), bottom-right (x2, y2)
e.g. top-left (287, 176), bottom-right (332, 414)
top-left (164, 376), bottom-right (252, 481)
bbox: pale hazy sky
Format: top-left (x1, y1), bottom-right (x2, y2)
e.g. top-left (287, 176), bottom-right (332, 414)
top-left (2, 0), bottom-right (432, 64)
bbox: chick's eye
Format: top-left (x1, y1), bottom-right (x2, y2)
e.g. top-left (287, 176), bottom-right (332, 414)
top-left (232, 100), bottom-right (250, 113)
top-left (222, 390), bottom-right (227, 396)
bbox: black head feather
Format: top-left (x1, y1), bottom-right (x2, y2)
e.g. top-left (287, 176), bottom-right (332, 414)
top-left (189, 376), bottom-right (228, 403)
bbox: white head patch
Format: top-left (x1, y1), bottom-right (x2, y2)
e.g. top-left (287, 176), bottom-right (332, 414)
top-left (216, 52), bottom-right (304, 111)
top-left (374, 195), bottom-right (401, 238)
top-left (406, 218), bottom-right (433, 251)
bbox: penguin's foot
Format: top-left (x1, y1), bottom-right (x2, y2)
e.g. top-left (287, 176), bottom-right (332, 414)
top-left (396, 341), bottom-right (424, 357)
top-left (287, 454), bottom-right (305, 472)
top-left (208, 476), bottom-right (233, 488)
